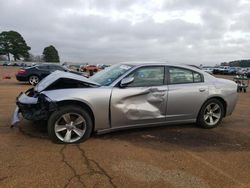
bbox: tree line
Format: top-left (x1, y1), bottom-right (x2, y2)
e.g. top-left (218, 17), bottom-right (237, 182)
top-left (221, 60), bottom-right (250, 67)
top-left (0, 30), bottom-right (60, 62)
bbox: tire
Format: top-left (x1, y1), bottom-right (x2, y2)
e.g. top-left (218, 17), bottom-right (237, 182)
top-left (197, 99), bottom-right (224, 129)
top-left (48, 105), bottom-right (93, 144)
top-left (29, 75), bottom-right (40, 86)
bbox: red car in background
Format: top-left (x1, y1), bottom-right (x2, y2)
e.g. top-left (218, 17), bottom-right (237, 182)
top-left (80, 65), bottom-right (98, 72)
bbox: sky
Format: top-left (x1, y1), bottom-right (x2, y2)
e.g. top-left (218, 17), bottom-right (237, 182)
top-left (1, 0), bottom-right (250, 65)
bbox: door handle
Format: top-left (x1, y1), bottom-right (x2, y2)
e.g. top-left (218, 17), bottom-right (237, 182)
top-left (199, 88), bottom-right (206, 92)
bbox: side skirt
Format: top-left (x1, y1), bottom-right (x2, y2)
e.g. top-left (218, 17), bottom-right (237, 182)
top-left (96, 119), bottom-right (196, 135)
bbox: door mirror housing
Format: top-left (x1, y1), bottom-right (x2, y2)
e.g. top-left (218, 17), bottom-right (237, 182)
top-left (120, 77), bottom-right (134, 88)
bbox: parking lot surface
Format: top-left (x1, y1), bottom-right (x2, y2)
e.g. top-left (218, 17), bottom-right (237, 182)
top-left (0, 67), bottom-right (249, 187)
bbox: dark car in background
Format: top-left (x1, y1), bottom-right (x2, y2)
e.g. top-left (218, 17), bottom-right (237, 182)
top-left (227, 67), bottom-right (240, 75)
top-left (213, 66), bottom-right (230, 74)
top-left (16, 63), bottom-right (82, 85)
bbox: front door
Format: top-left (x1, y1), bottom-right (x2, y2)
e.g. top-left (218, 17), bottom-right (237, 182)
top-left (110, 66), bottom-right (168, 128)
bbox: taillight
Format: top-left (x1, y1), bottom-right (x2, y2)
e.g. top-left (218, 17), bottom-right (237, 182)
top-left (17, 69), bottom-right (27, 74)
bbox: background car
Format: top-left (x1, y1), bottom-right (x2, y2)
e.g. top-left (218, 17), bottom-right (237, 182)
top-left (227, 67), bottom-right (240, 75)
top-left (80, 64), bottom-right (98, 72)
top-left (16, 63), bottom-right (83, 85)
top-left (213, 66), bottom-right (230, 74)
top-left (237, 67), bottom-right (250, 76)
top-left (2, 61), bottom-right (8, 66)
top-left (202, 66), bottom-right (214, 74)
top-left (12, 62), bottom-right (238, 144)
top-left (244, 69), bottom-right (250, 78)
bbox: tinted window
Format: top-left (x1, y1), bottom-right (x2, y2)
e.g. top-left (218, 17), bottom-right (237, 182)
top-left (49, 65), bottom-right (65, 71)
top-left (169, 67), bottom-right (203, 84)
top-left (37, 65), bottom-right (49, 70)
top-left (126, 66), bottom-right (164, 87)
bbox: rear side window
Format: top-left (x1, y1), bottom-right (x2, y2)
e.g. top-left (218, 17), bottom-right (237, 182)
top-left (169, 67), bottom-right (203, 84)
top-left (193, 72), bottom-right (202, 83)
top-left (49, 65), bottom-right (65, 71)
top-left (37, 65), bottom-right (49, 70)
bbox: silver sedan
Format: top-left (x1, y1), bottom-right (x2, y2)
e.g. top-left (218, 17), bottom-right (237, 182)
top-left (11, 62), bottom-right (238, 144)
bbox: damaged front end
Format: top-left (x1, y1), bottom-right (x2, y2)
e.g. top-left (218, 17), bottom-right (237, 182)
top-left (11, 70), bottom-right (100, 127)
top-left (11, 88), bottom-right (57, 126)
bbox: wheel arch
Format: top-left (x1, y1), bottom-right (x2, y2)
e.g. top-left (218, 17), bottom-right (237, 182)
top-left (56, 100), bottom-right (95, 132)
top-left (198, 96), bottom-right (227, 118)
top-left (29, 74), bottom-right (40, 79)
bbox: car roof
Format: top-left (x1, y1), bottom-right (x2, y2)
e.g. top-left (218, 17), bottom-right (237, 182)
top-left (36, 63), bottom-right (62, 67)
top-left (119, 61), bottom-right (202, 71)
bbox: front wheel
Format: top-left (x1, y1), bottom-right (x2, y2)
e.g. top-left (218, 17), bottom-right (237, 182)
top-left (48, 105), bottom-right (93, 144)
top-left (197, 99), bottom-right (224, 129)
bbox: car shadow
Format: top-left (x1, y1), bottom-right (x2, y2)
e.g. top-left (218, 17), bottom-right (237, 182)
top-left (18, 120), bottom-right (48, 139)
top-left (19, 120), bottom-right (250, 152)
top-left (16, 82), bottom-right (30, 86)
top-left (96, 123), bottom-right (250, 152)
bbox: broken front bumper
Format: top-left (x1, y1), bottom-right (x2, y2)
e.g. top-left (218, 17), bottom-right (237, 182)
top-left (11, 106), bottom-right (20, 126)
top-left (11, 88), bottom-right (57, 126)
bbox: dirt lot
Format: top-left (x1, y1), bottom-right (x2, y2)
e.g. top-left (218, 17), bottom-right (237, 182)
top-left (0, 66), bottom-right (249, 188)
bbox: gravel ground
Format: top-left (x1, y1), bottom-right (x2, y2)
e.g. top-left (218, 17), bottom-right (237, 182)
top-left (0, 66), bottom-right (249, 188)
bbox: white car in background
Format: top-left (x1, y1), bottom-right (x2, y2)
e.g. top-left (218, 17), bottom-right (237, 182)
top-left (202, 67), bottom-right (214, 74)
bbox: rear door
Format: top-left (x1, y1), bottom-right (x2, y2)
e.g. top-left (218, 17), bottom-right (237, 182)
top-left (110, 66), bottom-right (168, 128)
top-left (166, 66), bottom-right (208, 121)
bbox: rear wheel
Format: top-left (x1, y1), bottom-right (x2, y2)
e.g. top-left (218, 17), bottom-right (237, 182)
top-left (48, 105), bottom-right (93, 144)
top-left (29, 75), bottom-right (40, 85)
top-left (197, 99), bottom-right (224, 129)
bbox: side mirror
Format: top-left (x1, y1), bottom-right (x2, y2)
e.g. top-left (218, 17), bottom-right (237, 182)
top-left (120, 77), bottom-right (134, 88)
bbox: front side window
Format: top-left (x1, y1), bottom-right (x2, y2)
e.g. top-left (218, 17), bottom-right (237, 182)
top-left (169, 67), bottom-right (203, 84)
top-left (126, 66), bottom-right (164, 87)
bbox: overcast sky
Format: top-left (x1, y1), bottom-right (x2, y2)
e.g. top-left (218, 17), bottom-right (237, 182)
top-left (1, 0), bottom-right (250, 65)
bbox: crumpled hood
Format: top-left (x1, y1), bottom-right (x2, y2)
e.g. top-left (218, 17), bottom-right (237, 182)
top-left (34, 70), bottom-right (100, 92)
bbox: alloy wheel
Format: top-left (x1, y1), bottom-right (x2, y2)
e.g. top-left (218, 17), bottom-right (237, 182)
top-left (203, 103), bottom-right (222, 126)
top-left (29, 75), bottom-right (39, 85)
top-left (54, 113), bottom-right (86, 143)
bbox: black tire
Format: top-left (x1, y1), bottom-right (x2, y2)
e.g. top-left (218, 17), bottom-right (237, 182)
top-left (29, 75), bottom-right (40, 86)
top-left (197, 99), bottom-right (224, 129)
top-left (48, 105), bottom-right (93, 144)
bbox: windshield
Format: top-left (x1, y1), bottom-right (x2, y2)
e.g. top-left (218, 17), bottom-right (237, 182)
top-left (89, 64), bottom-right (133, 86)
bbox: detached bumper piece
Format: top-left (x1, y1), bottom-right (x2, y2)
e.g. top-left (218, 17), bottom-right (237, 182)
top-left (11, 88), bottom-right (57, 126)
top-left (11, 107), bottom-right (21, 127)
